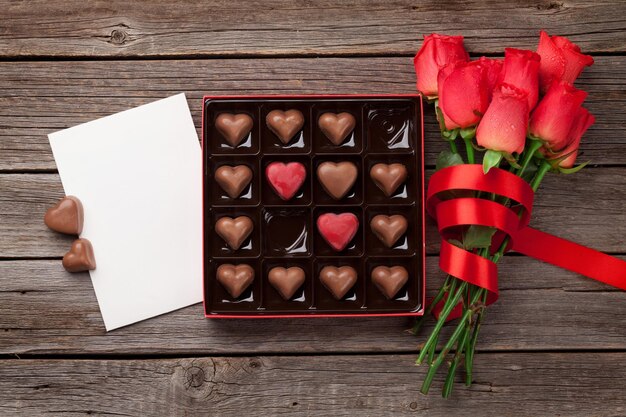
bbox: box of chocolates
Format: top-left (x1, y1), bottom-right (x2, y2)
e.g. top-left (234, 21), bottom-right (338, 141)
top-left (202, 94), bottom-right (425, 317)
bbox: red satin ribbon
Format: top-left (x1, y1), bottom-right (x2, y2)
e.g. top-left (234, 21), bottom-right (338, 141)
top-left (427, 164), bottom-right (626, 319)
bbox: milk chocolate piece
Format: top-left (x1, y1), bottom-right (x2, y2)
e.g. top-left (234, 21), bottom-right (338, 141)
top-left (216, 263), bottom-right (255, 298)
top-left (62, 238), bottom-right (96, 272)
top-left (319, 266), bottom-right (357, 300)
top-left (215, 165), bottom-right (253, 198)
top-left (215, 113), bottom-right (253, 147)
top-left (371, 266), bottom-right (408, 299)
top-left (370, 215), bottom-right (408, 248)
top-left (266, 109), bottom-right (304, 144)
top-left (317, 161), bottom-right (358, 200)
top-left (370, 163), bottom-right (408, 196)
top-left (318, 112), bottom-right (356, 145)
top-left (44, 196), bottom-right (84, 235)
top-left (268, 266), bottom-right (306, 300)
top-left (215, 216), bottom-right (253, 250)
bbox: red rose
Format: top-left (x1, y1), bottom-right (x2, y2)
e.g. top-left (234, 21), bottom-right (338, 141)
top-left (479, 57), bottom-right (503, 98)
top-left (438, 60), bottom-right (490, 130)
top-left (476, 83), bottom-right (529, 154)
top-left (551, 107), bottom-right (595, 168)
top-left (529, 81), bottom-right (587, 151)
top-left (500, 48), bottom-right (540, 110)
top-left (536, 30), bottom-right (594, 92)
top-left (414, 34), bottom-right (469, 98)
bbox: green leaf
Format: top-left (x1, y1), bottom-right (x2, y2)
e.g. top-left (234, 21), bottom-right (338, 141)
top-left (558, 160), bottom-right (590, 174)
top-left (482, 150), bottom-right (503, 174)
top-left (460, 127), bottom-right (476, 140)
top-left (463, 225), bottom-right (497, 250)
top-left (448, 239), bottom-right (465, 249)
top-left (436, 150), bottom-right (464, 171)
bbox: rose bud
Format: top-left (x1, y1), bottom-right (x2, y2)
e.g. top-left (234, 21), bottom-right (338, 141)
top-left (479, 57), bottom-right (503, 99)
top-left (414, 33), bottom-right (469, 98)
top-left (529, 81), bottom-right (587, 151)
top-left (536, 30), bottom-right (594, 93)
top-left (476, 83), bottom-right (529, 155)
top-left (500, 48), bottom-right (541, 110)
top-left (551, 107), bottom-right (595, 168)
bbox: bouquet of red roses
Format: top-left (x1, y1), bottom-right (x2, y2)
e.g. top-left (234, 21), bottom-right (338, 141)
top-left (412, 31), bottom-right (608, 397)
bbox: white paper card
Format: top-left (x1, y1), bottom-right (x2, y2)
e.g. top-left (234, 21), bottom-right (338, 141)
top-left (49, 93), bottom-right (202, 331)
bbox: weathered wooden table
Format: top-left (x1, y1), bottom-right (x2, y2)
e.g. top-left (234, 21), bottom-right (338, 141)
top-left (1, 1), bottom-right (625, 415)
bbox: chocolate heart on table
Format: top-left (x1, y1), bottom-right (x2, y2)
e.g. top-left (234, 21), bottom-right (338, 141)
top-left (44, 196), bottom-right (84, 235)
top-left (318, 112), bottom-right (356, 145)
top-left (371, 266), bottom-right (408, 299)
top-left (370, 214), bottom-right (408, 248)
top-left (316, 213), bottom-right (359, 252)
top-left (319, 266), bottom-right (358, 300)
top-left (216, 264), bottom-right (255, 298)
top-left (215, 165), bottom-right (253, 198)
top-left (370, 163), bottom-right (408, 197)
top-left (266, 109), bottom-right (304, 144)
top-left (265, 162), bottom-right (307, 200)
top-left (215, 113), bottom-right (254, 147)
top-left (268, 266), bottom-right (306, 300)
top-left (316, 161), bottom-right (358, 200)
top-left (215, 216), bottom-right (253, 250)
top-left (62, 238), bottom-right (96, 272)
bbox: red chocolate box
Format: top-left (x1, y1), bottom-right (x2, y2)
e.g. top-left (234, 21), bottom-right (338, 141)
top-left (202, 94), bottom-right (425, 318)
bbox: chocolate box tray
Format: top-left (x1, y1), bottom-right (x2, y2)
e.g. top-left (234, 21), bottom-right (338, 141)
top-left (202, 94), bottom-right (425, 318)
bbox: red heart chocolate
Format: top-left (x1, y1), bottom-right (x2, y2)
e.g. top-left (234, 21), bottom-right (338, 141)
top-left (371, 266), bottom-right (408, 299)
top-left (265, 162), bottom-right (307, 200)
top-left (370, 163), bottom-right (408, 197)
top-left (215, 165), bottom-right (253, 198)
top-left (215, 216), bottom-right (253, 250)
top-left (318, 112), bottom-right (356, 145)
top-left (316, 161), bottom-right (358, 200)
top-left (266, 109), bottom-right (304, 144)
top-left (215, 113), bottom-right (253, 147)
top-left (62, 238), bottom-right (96, 273)
top-left (268, 266), bottom-right (306, 300)
top-left (216, 263), bottom-right (255, 298)
top-left (44, 196), bottom-right (84, 235)
top-left (370, 214), bottom-right (408, 248)
top-left (319, 265), bottom-right (358, 300)
top-left (316, 212), bottom-right (359, 252)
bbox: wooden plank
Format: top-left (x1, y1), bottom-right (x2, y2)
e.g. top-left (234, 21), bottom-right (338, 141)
top-left (0, 0), bottom-right (625, 57)
top-left (1, 256), bottom-right (624, 355)
top-left (1, 353), bottom-right (625, 415)
top-left (0, 56), bottom-right (624, 170)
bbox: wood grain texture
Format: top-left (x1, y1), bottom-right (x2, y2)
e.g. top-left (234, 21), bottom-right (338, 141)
top-left (1, 353), bottom-right (625, 416)
top-left (1, 0), bottom-right (625, 57)
top-left (2, 256), bottom-right (624, 355)
top-left (0, 56), bottom-right (624, 170)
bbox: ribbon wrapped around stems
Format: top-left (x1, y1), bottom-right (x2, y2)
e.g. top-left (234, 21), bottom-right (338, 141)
top-left (427, 164), bottom-right (626, 319)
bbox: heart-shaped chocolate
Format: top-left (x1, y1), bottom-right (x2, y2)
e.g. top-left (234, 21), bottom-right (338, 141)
top-left (370, 163), bottom-right (408, 197)
top-left (371, 266), bottom-right (408, 299)
top-left (216, 263), bottom-right (255, 298)
top-left (370, 215), bottom-right (408, 248)
top-left (44, 196), bottom-right (84, 235)
top-left (215, 165), bottom-right (253, 198)
top-left (215, 113), bottom-right (254, 147)
top-left (266, 109), bottom-right (304, 144)
top-left (268, 266), bottom-right (306, 300)
top-left (318, 112), bottom-right (356, 145)
top-left (215, 216), bottom-right (253, 250)
top-left (316, 213), bottom-right (359, 252)
top-left (62, 238), bottom-right (96, 272)
top-left (319, 265), bottom-right (358, 300)
top-left (265, 161), bottom-right (307, 200)
top-left (316, 161), bottom-right (358, 200)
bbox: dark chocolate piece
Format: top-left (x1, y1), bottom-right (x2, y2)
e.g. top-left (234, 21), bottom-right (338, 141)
top-left (371, 266), bottom-right (408, 299)
top-left (265, 161), bottom-right (307, 200)
top-left (266, 109), bottom-right (304, 144)
top-left (215, 216), bottom-right (253, 250)
top-left (44, 196), bottom-right (84, 235)
top-left (318, 112), bottom-right (356, 145)
top-left (62, 238), bottom-right (96, 272)
top-left (268, 266), bottom-right (305, 300)
top-left (316, 213), bottom-right (359, 252)
top-left (319, 265), bottom-right (358, 300)
top-left (316, 161), bottom-right (358, 200)
top-left (215, 113), bottom-right (253, 147)
top-left (216, 263), bottom-right (255, 298)
top-left (215, 165), bottom-right (253, 198)
top-left (370, 163), bottom-right (408, 197)
top-left (370, 214), bottom-right (408, 248)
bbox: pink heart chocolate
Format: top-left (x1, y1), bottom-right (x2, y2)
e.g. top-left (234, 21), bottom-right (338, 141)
top-left (316, 212), bottom-right (359, 251)
top-left (265, 162), bottom-right (307, 200)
